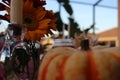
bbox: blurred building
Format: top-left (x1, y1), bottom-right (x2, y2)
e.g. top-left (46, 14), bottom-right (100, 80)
top-left (97, 27), bottom-right (118, 47)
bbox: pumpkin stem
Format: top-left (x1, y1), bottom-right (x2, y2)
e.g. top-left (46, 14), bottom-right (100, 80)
top-left (81, 39), bottom-right (90, 51)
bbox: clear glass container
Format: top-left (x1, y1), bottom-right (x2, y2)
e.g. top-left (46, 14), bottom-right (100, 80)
top-left (53, 38), bottom-right (74, 48)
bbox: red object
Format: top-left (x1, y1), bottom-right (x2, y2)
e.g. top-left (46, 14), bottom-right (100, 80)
top-left (33, 0), bottom-right (46, 8)
top-left (0, 43), bottom-right (4, 51)
top-left (0, 62), bottom-right (4, 80)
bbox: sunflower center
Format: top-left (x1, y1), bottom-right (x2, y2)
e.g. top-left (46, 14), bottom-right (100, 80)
top-left (24, 17), bottom-right (32, 24)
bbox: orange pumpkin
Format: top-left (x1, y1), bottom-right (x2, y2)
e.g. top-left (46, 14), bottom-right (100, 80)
top-left (38, 46), bottom-right (120, 80)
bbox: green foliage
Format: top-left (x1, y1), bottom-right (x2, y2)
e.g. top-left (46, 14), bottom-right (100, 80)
top-left (57, 0), bottom-right (72, 15)
top-left (55, 12), bottom-right (63, 31)
top-left (68, 17), bottom-right (82, 38)
top-left (63, 3), bottom-right (73, 15)
top-left (55, 0), bottom-right (95, 38)
top-left (84, 24), bottom-right (95, 34)
top-left (55, 0), bottom-right (81, 37)
top-left (57, 0), bottom-right (69, 4)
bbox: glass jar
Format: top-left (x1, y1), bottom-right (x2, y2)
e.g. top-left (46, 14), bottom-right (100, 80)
top-left (53, 38), bottom-right (74, 48)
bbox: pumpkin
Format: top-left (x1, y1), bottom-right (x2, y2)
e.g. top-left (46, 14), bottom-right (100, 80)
top-left (38, 45), bottom-right (120, 80)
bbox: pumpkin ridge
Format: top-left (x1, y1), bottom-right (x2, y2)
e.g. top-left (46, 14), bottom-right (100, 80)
top-left (41, 54), bottom-right (59, 80)
top-left (38, 47), bottom-right (120, 80)
top-left (57, 56), bottom-right (70, 80)
top-left (87, 51), bottom-right (100, 80)
top-left (110, 53), bottom-right (120, 61)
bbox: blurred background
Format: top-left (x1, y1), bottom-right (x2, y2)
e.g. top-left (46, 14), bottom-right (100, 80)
top-left (0, 0), bottom-right (118, 39)
top-left (44, 0), bottom-right (118, 36)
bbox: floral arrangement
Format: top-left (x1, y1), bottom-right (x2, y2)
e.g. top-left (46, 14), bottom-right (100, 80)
top-left (0, 0), bottom-right (56, 41)
top-left (0, 1), bottom-right (57, 79)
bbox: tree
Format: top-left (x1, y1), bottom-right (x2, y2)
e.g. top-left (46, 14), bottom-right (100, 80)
top-left (55, 0), bottom-right (82, 38)
top-left (55, 0), bottom-right (95, 38)
top-left (68, 17), bottom-right (82, 38)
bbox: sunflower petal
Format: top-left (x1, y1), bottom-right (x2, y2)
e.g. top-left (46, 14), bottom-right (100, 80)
top-left (34, 30), bottom-right (44, 40)
top-left (0, 3), bottom-right (6, 11)
top-left (35, 7), bottom-right (46, 20)
top-left (24, 31), bottom-right (31, 40)
top-left (5, 7), bottom-right (10, 13)
top-left (49, 20), bottom-right (57, 30)
top-left (38, 19), bottom-right (51, 29)
top-left (23, 0), bottom-right (34, 13)
top-left (0, 15), bottom-right (10, 22)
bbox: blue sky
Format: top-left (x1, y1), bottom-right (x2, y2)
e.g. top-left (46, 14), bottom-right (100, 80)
top-left (45, 0), bottom-right (118, 33)
top-left (0, 0), bottom-right (118, 33)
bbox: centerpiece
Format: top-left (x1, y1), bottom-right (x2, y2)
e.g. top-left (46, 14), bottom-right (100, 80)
top-left (0, 0), bottom-right (57, 80)
top-left (0, 0), bottom-right (56, 41)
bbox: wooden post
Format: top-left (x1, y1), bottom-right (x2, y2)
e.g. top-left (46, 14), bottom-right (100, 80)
top-left (62, 24), bottom-right (65, 38)
top-left (67, 23), bottom-right (70, 38)
top-left (118, 0), bottom-right (120, 48)
top-left (10, 0), bottom-right (23, 24)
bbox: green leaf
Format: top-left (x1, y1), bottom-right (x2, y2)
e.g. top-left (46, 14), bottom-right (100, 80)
top-left (55, 12), bottom-right (63, 32)
top-left (68, 17), bottom-right (82, 38)
top-left (63, 3), bottom-right (73, 15)
top-left (57, 0), bottom-right (64, 3)
top-left (57, 0), bottom-right (69, 3)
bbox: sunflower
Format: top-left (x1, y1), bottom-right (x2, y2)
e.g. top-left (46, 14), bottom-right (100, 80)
top-left (23, 0), bottom-right (57, 41)
top-left (0, 0), bottom-right (56, 41)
